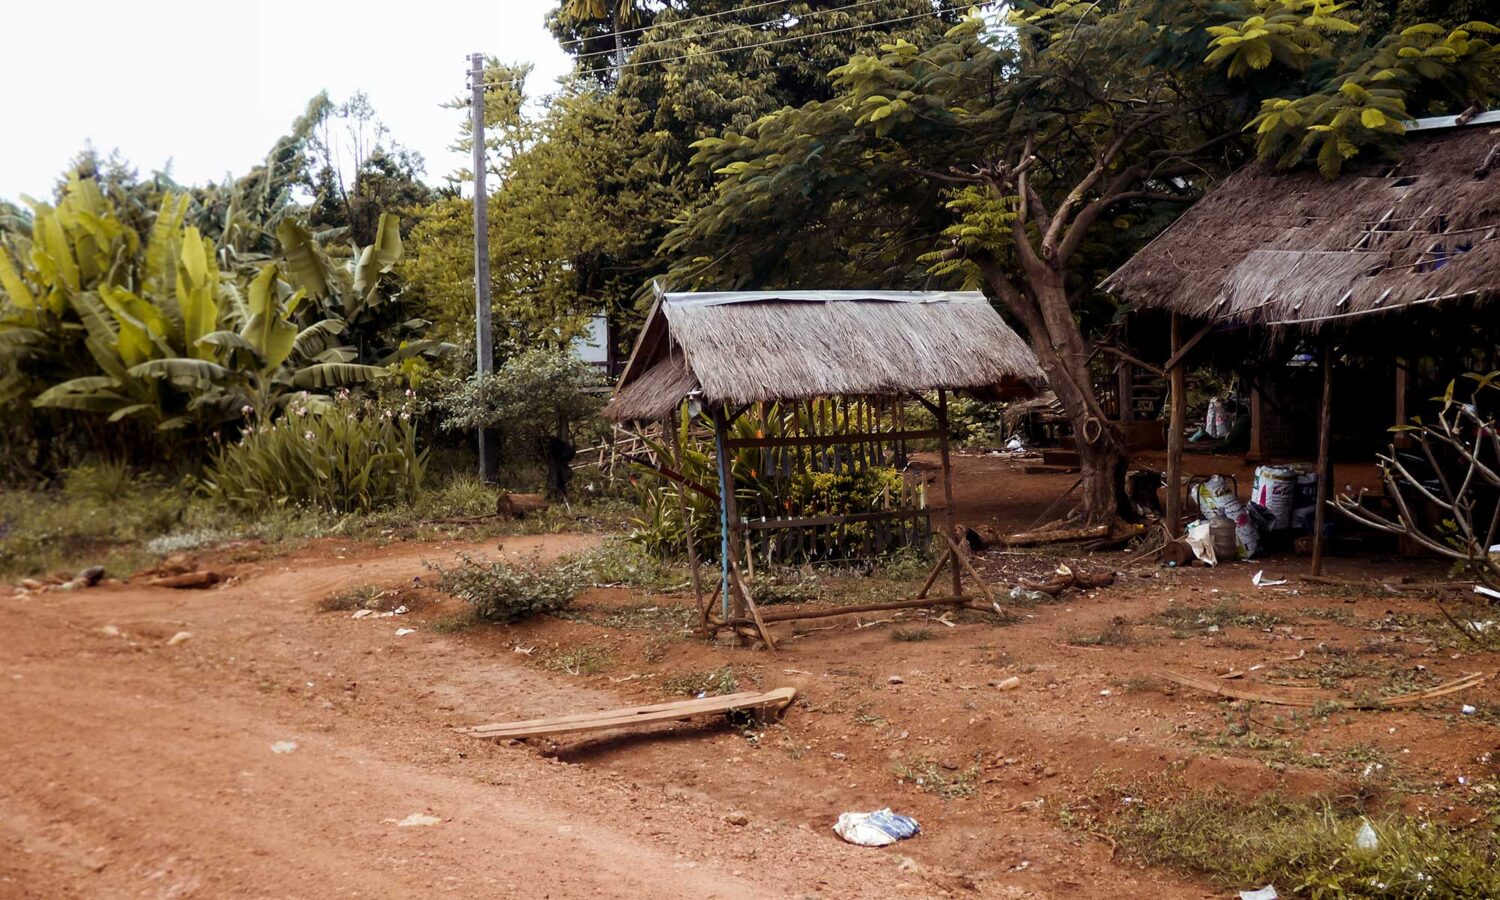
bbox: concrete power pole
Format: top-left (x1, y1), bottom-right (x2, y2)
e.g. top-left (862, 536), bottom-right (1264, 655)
top-left (470, 52), bottom-right (498, 483)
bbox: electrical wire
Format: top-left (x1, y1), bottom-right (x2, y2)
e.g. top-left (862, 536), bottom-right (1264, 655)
top-left (480, 1), bottom-right (998, 92)
top-left (564, 0), bottom-right (934, 65)
top-left (558, 0), bottom-right (797, 48)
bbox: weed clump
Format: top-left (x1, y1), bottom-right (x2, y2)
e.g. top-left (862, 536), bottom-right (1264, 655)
top-left (433, 553), bottom-right (585, 623)
top-left (894, 756), bottom-right (979, 799)
top-left (662, 665), bottom-right (740, 696)
top-left (891, 627), bottom-right (936, 642)
top-left (1062, 780), bottom-right (1500, 897)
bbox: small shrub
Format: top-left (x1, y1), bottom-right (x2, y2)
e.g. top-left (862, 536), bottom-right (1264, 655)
top-left (432, 553), bottom-right (585, 623)
top-left (894, 756), bottom-right (979, 799)
top-left (891, 627), bottom-right (936, 642)
top-left (202, 392), bottom-right (425, 514)
top-left (662, 665), bottom-right (740, 696)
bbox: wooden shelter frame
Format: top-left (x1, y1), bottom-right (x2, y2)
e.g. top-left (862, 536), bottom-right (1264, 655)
top-left (647, 389), bottom-right (990, 650)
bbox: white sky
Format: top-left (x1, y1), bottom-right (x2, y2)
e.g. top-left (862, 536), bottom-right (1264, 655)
top-left (0, 0), bottom-right (572, 204)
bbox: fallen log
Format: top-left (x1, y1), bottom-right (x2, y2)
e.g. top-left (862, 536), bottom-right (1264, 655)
top-left (496, 492), bottom-right (549, 517)
top-left (1001, 524), bottom-right (1109, 547)
top-left (149, 571), bottom-right (222, 590)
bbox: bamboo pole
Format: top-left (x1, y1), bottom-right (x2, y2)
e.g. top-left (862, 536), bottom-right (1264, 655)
top-left (1311, 342), bottom-right (1336, 576)
top-left (936, 389), bottom-right (962, 598)
top-left (713, 406), bottom-right (738, 621)
top-left (1165, 313), bottom-right (1186, 536)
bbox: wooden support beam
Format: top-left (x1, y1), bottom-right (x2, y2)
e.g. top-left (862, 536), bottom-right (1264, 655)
top-left (1165, 313), bottom-right (1186, 536)
top-left (1161, 320), bottom-right (1215, 373)
top-left (1311, 343), bottom-right (1336, 576)
top-left (722, 429), bottom-right (941, 450)
top-left (620, 452), bottom-right (719, 503)
top-left (1393, 358), bottom-right (1410, 450)
top-left (943, 534), bottom-right (996, 605)
top-left (1100, 345), bottom-right (1165, 378)
top-left (717, 594), bottom-right (974, 626)
top-left (1249, 386), bottom-right (1267, 461)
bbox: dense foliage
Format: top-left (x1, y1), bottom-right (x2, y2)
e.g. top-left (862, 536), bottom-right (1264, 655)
top-left (661, 0), bottom-right (1499, 521)
top-left (202, 391), bottom-right (426, 514)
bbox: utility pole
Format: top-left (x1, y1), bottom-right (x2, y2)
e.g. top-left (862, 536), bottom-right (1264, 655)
top-left (470, 52), bottom-right (498, 482)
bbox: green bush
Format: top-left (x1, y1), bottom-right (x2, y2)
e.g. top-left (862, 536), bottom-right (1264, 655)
top-left (433, 553), bottom-right (587, 623)
top-left (201, 392), bottom-right (425, 514)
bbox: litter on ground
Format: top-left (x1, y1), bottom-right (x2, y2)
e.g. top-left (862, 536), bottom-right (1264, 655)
top-left (833, 808), bottom-right (921, 847)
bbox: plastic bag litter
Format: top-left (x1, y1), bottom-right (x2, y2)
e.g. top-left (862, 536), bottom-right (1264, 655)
top-left (1183, 520), bottom-right (1217, 566)
top-left (1355, 819), bottom-right (1379, 852)
top-left (1240, 887), bottom-right (1278, 900)
top-left (833, 808), bottom-right (921, 847)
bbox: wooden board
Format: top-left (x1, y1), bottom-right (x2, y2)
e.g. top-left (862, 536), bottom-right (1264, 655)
top-left (455, 688), bottom-right (797, 741)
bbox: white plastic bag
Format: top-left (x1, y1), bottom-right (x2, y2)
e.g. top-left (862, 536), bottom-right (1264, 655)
top-left (833, 808), bottom-right (921, 847)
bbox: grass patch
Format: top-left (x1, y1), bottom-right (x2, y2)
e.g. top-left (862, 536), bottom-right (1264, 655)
top-left (424, 609), bottom-right (480, 633)
top-left (0, 461), bottom-right (633, 584)
top-left (1150, 599), bottom-right (1282, 637)
top-left (1062, 779), bottom-right (1500, 897)
top-left (1066, 616), bottom-right (1141, 648)
top-left (891, 627), bottom-right (936, 642)
top-left (662, 665), bottom-right (740, 696)
top-left (317, 583), bottom-right (388, 613)
top-left (540, 645), bottom-right (614, 676)
top-left (894, 756), bottom-right (979, 799)
top-left (556, 600), bottom-right (698, 633)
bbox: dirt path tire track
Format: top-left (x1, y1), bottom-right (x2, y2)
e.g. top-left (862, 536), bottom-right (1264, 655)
top-left (0, 535), bottom-right (938, 900)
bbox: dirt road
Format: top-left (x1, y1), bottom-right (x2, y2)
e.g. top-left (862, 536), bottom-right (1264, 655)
top-left (1, 535), bottom-right (934, 900)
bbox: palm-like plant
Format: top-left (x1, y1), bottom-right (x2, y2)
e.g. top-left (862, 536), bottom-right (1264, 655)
top-left (0, 176), bottom-right (437, 447)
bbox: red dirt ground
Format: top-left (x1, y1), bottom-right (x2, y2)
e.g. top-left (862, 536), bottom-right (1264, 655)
top-left (4, 456), bottom-right (1498, 899)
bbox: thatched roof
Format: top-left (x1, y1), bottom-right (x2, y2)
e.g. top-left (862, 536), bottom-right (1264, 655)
top-left (604, 290), bottom-right (1044, 422)
top-left (1102, 116), bottom-right (1500, 329)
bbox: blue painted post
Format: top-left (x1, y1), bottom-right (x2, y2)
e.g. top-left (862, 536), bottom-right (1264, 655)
top-left (713, 407), bottom-right (733, 621)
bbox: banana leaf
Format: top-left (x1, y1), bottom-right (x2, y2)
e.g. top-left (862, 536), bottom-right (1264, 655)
top-left (290, 362), bottom-right (388, 389)
top-left (276, 220), bottom-right (334, 300)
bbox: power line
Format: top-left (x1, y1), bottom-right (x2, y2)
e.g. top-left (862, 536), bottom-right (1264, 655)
top-left (483, 2), bottom-right (994, 92)
top-left (559, 0), bottom-right (795, 48)
top-left (565, 0), bottom-right (928, 66)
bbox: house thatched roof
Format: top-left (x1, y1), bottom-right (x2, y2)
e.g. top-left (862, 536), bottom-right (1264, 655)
top-left (603, 290), bottom-right (1044, 422)
top-left (1102, 117), bottom-right (1500, 329)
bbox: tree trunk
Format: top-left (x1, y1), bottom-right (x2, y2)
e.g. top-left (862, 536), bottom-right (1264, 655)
top-left (984, 267), bottom-right (1132, 526)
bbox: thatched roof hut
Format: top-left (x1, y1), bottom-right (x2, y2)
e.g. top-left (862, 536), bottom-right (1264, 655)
top-left (1102, 113), bottom-right (1500, 329)
top-left (604, 290), bottom-right (1044, 421)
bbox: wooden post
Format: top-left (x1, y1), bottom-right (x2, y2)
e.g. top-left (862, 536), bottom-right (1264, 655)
top-left (1249, 386), bottom-right (1267, 461)
top-left (1117, 361), bottom-right (1135, 423)
top-left (1393, 358), bottom-right (1410, 450)
top-left (712, 406), bottom-right (736, 622)
top-left (669, 414), bottom-right (707, 626)
top-left (1311, 342), bottom-right (1335, 576)
top-left (936, 389), bottom-right (962, 598)
top-left (1165, 313), bottom-right (1186, 536)
top-left (469, 52), bottom-right (498, 483)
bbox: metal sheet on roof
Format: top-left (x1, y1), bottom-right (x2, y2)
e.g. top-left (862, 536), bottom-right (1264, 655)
top-left (660, 290), bottom-right (988, 308)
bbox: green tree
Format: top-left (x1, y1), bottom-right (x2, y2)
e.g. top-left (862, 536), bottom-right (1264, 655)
top-left (662, 1), bottom-right (1498, 523)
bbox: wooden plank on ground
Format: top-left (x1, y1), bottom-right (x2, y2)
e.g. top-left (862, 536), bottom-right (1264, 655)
top-left (455, 688), bottom-right (797, 740)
